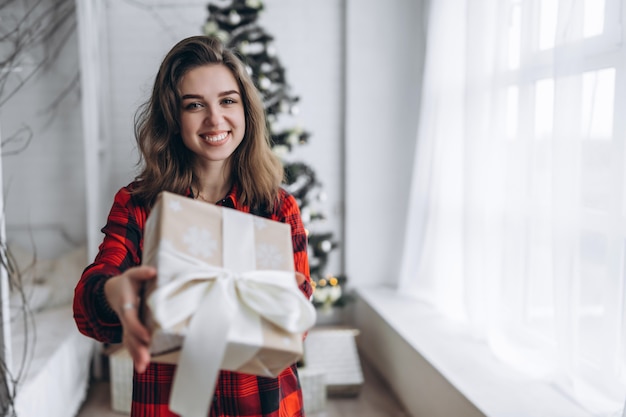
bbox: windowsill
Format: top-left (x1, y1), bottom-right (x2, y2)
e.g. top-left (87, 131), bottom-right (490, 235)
top-left (355, 286), bottom-right (596, 417)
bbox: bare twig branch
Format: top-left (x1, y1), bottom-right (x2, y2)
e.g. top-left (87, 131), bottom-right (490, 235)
top-left (1, 125), bottom-right (33, 156)
top-left (0, 0), bottom-right (75, 107)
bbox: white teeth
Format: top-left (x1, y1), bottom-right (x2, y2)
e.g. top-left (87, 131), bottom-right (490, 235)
top-left (202, 132), bottom-right (228, 142)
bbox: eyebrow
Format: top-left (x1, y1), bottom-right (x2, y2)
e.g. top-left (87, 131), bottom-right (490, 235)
top-left (181, 90), bottom-right (241, 100)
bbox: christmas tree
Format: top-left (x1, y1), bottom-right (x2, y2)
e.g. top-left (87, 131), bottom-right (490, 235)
top-left (203, 0), bottom-right (348, 308)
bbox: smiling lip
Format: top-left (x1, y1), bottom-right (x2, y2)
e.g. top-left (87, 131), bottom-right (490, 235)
top-left (200, 131), bottom-right (229, 144)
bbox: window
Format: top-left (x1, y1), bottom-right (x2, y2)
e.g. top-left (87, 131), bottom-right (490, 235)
top-left (400, 0), bottom-right (626, 413)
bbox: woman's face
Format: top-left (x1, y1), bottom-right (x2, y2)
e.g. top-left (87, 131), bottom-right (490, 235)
top-left (178, 64), bottom-right (245, 167)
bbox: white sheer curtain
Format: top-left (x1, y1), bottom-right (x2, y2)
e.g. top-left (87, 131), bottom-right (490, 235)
top-left (400, 0), bottom-right (626, 415)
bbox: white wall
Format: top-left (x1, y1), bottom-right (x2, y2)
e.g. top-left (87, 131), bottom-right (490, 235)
top-left (344, 0), bottom-right (425, 288)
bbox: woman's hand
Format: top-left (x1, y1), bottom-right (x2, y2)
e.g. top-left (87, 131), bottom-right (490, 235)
top-left (295, 272), bottom-right (306, 287)
top-left (104, 265), bottom-right (157, 373)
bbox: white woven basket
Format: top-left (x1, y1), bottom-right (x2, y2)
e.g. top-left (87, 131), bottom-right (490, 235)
top-left (109, 347), bottom-right (133, 413)
top-left (299, 367), bottom-right (327, 414)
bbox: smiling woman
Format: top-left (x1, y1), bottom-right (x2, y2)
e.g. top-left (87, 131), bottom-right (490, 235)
top-left (73, 35), bottom-right (314, 417)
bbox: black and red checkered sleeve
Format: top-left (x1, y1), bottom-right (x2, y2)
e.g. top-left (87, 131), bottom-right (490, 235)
top-left (73, 185), bottom-right (146, 343)
top-left (275, 190), bottom-right (313, 301)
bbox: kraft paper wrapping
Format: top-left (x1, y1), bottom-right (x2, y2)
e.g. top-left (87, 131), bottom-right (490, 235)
top-left (141, 191), bottom-right (316, 417)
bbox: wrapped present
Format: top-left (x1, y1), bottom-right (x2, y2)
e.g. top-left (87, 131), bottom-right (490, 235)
top-left (141, 191), bottom-right (316, 417)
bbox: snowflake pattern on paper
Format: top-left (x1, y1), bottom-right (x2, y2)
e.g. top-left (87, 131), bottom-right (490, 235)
top-left (253, 216), bottom-right (267, 230)
top-left (256, 243), bottom-right (284, 269)
top-left (182, 226), bottom-right (217, 259)
top-left (168, 200), bottom-right (182, 212)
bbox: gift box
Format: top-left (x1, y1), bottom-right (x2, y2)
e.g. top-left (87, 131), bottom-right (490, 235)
top-left (141, 191), bottom-right (316, 417)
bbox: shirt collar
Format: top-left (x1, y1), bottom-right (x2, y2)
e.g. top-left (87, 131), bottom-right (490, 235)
top-left (221, 183), bottom-right (238, 208)
top-left (185, 183), bottom-right (238, 208)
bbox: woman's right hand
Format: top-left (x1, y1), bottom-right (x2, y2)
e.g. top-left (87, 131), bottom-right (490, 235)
top-left (104, 265), bottom-right (157, 373)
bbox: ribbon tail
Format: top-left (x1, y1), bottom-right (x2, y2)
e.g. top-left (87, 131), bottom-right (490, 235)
top-left (169, 279), bottom-right (234, 417)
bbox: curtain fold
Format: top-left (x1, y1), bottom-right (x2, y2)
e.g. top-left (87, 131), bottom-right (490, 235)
top-left (400, 0), bottom-right (626, 414)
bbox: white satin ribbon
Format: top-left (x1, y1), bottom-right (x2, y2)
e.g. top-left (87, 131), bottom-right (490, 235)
top-left (146, 208), bottom-right (316, 417)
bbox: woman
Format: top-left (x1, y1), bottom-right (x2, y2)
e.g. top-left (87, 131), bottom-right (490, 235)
top-left (73, 35), bottom-right (313, 417)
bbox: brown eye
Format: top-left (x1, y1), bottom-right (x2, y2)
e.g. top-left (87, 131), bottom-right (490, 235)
top-left (185, 102), bottom-right (203, 110)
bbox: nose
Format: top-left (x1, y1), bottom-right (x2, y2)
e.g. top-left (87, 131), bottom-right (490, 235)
top-left (204, 105), bottom-right (222, 126)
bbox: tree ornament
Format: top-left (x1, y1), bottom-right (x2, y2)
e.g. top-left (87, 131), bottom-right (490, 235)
top-left (320, 240), bottom-right (332, 253)
top-left (239, 41), bottom-right (250, 54)
top-left (259, 75), bottom-right (271, 90)
top-left (245, 0), bottom-right (263, 9)
top-left (203, 21), bottom-right (219, 35)
top-left (228, 10), bottom-right (241, 25)
top-left (216, 30), bottom-right (230, 43)
top-left (301, 207), bottom-right (311, 223)
top-left (329, 285), bottom-right (342, 302)
top-left (246, 41), bottom-right (265, 54)
top-left (287, 131), bottom-right (299, 146)
top-left (266, 44), bottom-right (276, 57)
top-left (272, 144), bottom-right (289, 157)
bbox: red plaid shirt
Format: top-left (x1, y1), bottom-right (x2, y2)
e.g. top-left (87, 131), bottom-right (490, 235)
top-left (73, 182), bottom-right (313, 417)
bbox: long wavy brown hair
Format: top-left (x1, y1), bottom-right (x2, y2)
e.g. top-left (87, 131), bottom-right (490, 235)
top-left (132, 35), bottom-right (283, 210)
